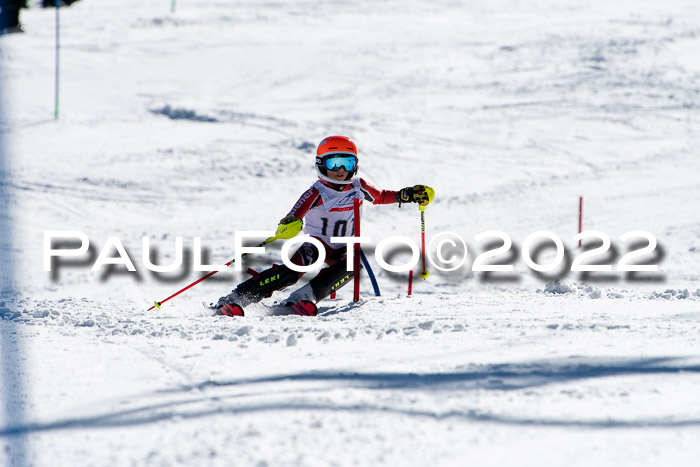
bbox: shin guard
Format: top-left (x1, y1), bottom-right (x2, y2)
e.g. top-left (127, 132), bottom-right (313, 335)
top-left (309, 259), bottom-right (361, 302)
top-left (236, 264), bottom-right (300, 305)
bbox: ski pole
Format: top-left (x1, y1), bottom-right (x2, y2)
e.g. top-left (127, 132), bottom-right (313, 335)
top-left (147, 235), bottom-right (278, 311)
top-left (416, 186), bottom-right (435, 280)
top-left (146, 217), bottom-right (303, 311)
top-left (419, 204), bottom-right (429, 279)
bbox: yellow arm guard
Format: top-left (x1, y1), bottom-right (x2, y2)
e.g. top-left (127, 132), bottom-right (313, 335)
top-left (275, 215), bottom-right (303, 239)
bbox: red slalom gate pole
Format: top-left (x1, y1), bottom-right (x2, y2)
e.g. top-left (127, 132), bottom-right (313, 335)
top-left (578, 196), bottom-right (583, 247)
top-left (353, 197), bottom-right (361, 302)
top-left (408, 270), bottom-right (413, 296)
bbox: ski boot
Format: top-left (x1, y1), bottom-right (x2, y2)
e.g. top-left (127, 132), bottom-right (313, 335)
top-left (280, 283), bottom-right (316, 307)
top-left (289, 300), bottom-right (318, 316)
top-left (281, 283), bottom-right (318, 316)
top-left (212, 291), bottom-right (245, 317)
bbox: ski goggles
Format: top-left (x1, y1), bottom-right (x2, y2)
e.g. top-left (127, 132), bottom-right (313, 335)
top-left (324, 155), bottom-right (357, 172)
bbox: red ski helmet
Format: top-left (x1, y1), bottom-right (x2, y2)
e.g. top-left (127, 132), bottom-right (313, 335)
top-left (315, 135), bottom-right (358, 185)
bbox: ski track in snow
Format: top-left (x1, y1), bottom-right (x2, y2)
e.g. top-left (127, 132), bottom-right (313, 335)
top-left (1, 0), bottom-right (700, 465)
top-left (3, 291), bottom-right (700, 466)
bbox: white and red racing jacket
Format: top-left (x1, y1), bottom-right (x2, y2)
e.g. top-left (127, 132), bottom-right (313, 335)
top-left (287, 178), bottom-right (397, 248)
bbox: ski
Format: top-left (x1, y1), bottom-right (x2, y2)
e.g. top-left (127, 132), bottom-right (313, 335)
top-left (205, 299), bottom-right (316, 317)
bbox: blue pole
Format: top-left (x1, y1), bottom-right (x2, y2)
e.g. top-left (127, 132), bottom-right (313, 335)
top-left (360, 249), bottom-right (381, 297)
top-left (54, 0), bottom-right (60, 119)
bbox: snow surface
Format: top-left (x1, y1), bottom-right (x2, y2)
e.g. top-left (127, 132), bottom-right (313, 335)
top-left (1, 0), bottom-right (700, 465)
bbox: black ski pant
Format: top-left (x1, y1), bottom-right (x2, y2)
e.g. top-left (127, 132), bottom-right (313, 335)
top-left (235, 240), bottom-right (359, 305)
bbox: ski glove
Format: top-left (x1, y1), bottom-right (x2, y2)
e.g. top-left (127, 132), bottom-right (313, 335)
top-left (396, 185), bottom-right (434, 207)
top-left (276, 215), bottom-right (303, 239)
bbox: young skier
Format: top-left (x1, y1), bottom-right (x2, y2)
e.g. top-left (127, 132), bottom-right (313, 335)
top-left (213, 135), bottom-right (433, 316)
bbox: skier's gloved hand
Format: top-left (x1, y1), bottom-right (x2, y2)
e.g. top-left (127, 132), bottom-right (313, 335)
top-left (396, 185), bottom-right (434, 207)
top-left (276, 215), bottom-right (303, 239)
